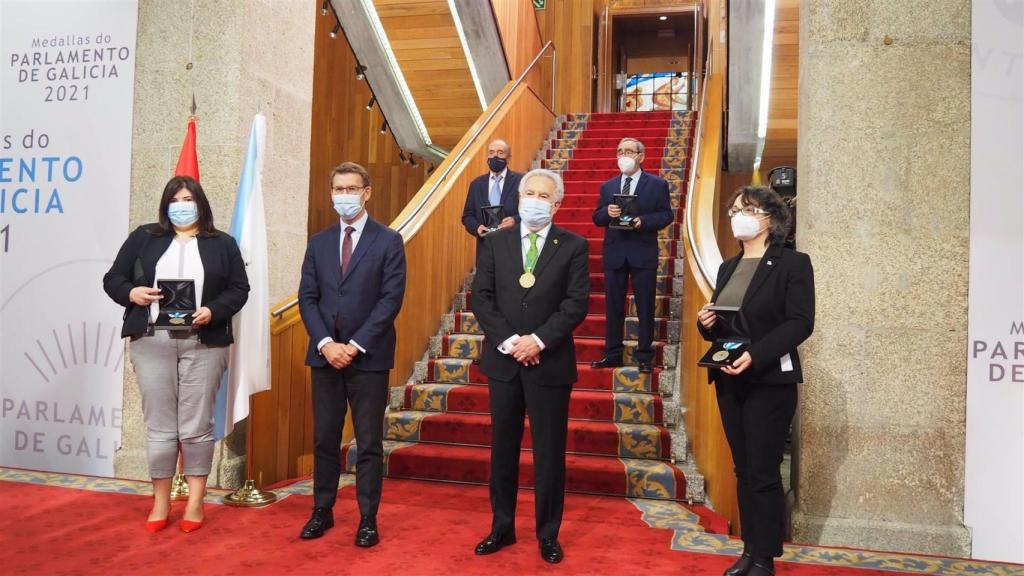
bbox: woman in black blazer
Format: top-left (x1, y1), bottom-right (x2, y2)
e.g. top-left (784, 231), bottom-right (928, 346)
top-left (103, 176), bottom-right (249, 533)
top-left (697, 186), bottom-right (814, 576)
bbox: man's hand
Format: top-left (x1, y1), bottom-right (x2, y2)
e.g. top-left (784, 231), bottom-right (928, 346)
top-left (498, 217), bottom-right (516, 230)
top-left (322, 342), bottom-right (352, 370)
top-left (511, 334), bottom-right (541, 366)
top-left (607, 204), bottom-right (622, 218)
top-left (477, 225), bottom-right (489, 237)
top-left (632, 217), bottom-right (642, 229)
top-left (341, 343), bottom-right (360, 363)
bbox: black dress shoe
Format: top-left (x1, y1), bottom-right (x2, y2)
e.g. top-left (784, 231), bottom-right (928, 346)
top-left (474, 532), bottom-right (516, 555)
top-left (539, 539), bottom-right (563, 564)
top-left (299, 507), bottom-right (334, 540)
top-left (355, 515), bottom-right (380, 547)
top-left (723, 552), bottom-right (752, 576)
top-left (591, 357), bottom-right (623, 369)
top-left (637, 361), bottom-right (654, 374)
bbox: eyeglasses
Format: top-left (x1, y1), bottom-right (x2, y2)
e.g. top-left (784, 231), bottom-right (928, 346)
top-left (727, 206), bottom-right (769, 217)
top-left (616, 149), bottom-right (641, 157)
top-left (332, 186), bottom-right (366, 195)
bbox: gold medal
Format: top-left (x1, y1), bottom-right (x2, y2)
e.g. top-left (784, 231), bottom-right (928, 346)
top-left (712, 350), bottom-right (730, 362)
top-left (519, 272), bottom-right (536, 288)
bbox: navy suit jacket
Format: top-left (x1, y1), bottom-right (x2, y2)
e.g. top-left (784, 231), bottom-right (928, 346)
top-left (461, 170), bottom-right (523, 241)
top-left (299, 216), bottom-right (407, 371)
top-left (592, 170), bottom-right (673, 269)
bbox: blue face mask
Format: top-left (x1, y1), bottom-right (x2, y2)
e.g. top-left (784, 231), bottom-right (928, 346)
top-left (168, 201), bottom-right (199, 227)
top-left (333, 194), bottom-right (364, 220)
top-left (519, 197), bottom-right (553, 229)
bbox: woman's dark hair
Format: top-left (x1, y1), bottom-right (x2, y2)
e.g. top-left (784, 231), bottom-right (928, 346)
top-left (154, 175), bottom-right (217, 235)
top-left (727, 185), bottom-right (792, 245)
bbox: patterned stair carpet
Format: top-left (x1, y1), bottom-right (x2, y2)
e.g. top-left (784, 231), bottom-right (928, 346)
top-left (344, 111), bottom-right (704, 512)
top-left (4, 468), bottom-right (1020, 576)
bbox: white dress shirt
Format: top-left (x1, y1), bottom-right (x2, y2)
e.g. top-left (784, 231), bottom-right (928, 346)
top-left (620, 168), bottom-right (642, 195)
top-left (150, 236), bottom-right (204, 324)
top-left (497, 222), bottom-right (551, 355)
top-left (317, 211), bottom-right (369, 356)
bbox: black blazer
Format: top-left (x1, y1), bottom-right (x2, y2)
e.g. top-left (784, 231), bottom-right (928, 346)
top-left (102, 224), bottom-right (250, 346)
top-left (699, 243), bottom-right (815, 385)
top-left (592, 171), bottom-right (674, 269)
top-left (298, 217), bottom-right (407, 371)
top-left (471, 224), bottom-right (590, 387)
top-left (461, 170), bottom-right (523, 240)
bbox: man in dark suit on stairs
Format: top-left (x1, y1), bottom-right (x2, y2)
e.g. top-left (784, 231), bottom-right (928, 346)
top-left (470, 168), bottom-right (591, 564)
top-left (461, 139), bottom-right (522, 252)
top-left (297, 162), bottom-right (407, 547)
top-left (591, 137), bottom-right (673, 374)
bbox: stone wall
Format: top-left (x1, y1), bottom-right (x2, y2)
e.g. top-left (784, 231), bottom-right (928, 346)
top-left (115, 0), bottom-right (315, 488)
top-left (792, 0), bottom-right (971, 556)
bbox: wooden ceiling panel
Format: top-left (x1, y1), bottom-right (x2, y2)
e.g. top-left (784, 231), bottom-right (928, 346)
top-left (377, 0), bottom-right (482, 150)
top-left (760, 0), bottom-right (799, 172)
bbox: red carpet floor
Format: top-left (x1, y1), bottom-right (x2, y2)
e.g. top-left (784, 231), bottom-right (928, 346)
top-left (0, 477), bottom-right (912, 576)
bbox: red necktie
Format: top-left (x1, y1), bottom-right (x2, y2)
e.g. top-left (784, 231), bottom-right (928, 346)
top-left (341, 226), bottom-right (355, 276)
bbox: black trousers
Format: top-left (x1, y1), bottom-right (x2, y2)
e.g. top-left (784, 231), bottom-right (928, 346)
top-left (311, 365), bottom-right (389, 517)
top-left (603, 264), bottom-right (657, 363)
top-left (715, 376), bottom-right (797, 558)
top-left (488, 374), bottom-right (571, 541)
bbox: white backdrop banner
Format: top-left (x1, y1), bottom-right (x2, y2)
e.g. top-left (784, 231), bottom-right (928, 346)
top-left (0, 0), bottom-right (138, 476)
top-left (966, 0), bottom-right (1024, 565)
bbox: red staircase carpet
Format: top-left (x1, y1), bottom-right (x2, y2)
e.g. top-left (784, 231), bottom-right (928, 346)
top-left (342, 111), bottom-right (706, 512)
top-left (0, 473), bottom-right (931, 576)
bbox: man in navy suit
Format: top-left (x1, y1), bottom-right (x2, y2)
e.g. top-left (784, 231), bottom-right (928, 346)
top-left (591, 137), bottom-right (673, 374)
top-left (462, 139), bottom-right (522, 250)
top-left (297, 162), bottom-right (407, 547)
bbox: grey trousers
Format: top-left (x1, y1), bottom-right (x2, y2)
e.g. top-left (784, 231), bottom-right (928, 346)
top-left (129, 330), bottom-right (229, 478)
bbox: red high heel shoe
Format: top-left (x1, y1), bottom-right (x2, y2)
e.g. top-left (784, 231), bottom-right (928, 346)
top-left (145, 518), bottom-right (168, 533)
top-left (180, 518), bottom-right (204, 533)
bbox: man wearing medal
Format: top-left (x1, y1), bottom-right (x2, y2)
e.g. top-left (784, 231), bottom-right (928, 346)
top-left (469, 168), bottom-right (590, 564)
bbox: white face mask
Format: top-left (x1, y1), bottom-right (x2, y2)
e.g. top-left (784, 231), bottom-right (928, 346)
top-left (731, 213), bottom-right (764, 241)
top-left (519, 197), bottom-right (553, 229)
top-left (617, 156), bottom-right (637, 174)
top-left (333, 194), bottom-right (363, 220)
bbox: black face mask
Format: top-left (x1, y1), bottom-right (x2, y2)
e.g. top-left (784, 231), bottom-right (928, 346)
top-left (487, 156), bottom-right (507, 174)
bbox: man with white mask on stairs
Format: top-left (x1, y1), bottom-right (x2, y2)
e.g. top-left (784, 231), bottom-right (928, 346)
top-left (470, 169), bottom-right (590, 564)
top-left (592, 137), bottom-right (673, 374)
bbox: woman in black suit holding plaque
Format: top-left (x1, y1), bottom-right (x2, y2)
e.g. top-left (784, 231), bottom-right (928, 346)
top-left (103, 175), bottom-right (249, 534)
top-left (697, 186), bottom-right (814, 576)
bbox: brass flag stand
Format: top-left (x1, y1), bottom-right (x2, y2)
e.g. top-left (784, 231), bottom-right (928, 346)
top-left (224, 397), bottom-right (277, 507)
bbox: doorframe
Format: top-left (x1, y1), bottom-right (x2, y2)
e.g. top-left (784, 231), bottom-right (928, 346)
top-left (595, 2), bottom-right (701, 113)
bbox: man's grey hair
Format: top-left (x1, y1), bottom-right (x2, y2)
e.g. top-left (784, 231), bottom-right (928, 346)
top-left (618, 137), bottom-right (645, 155)
top-left (518, 168), bottom-right (565, 202)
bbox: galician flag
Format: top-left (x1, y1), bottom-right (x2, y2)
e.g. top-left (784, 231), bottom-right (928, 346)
top-left (214, 113), bottom-right (270, 438)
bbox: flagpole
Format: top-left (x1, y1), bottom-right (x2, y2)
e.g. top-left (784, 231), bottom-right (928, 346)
top-left (224, 396), bottom-right (276, 507)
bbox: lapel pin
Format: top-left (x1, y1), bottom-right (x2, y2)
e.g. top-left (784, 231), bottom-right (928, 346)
top-left (553, 239), bottom-right (559, 245)
top-left (767, 260), bottom-right (773, 266)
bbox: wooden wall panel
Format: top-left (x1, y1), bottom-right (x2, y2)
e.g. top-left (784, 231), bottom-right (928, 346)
top-left (491, 0), bottom-right (548, 107)
top-left (376, 0), bottom-right (483, 150)
top-left (680, 72), bottom-right (741, 534)
top-left (308, 7), bottom-right (428, 238)
top-left (536, 0), bottom-right (596, 114)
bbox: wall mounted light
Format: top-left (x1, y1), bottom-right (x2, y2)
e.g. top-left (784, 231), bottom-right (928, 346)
top-left (380, 120), bottom-right (388, 134)
top-left (366, 95), bottom-right (376, 110)
top-left (355, 64), bottom-right (367, 81)
top-left (329, 22), bottom-right (341, 38)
